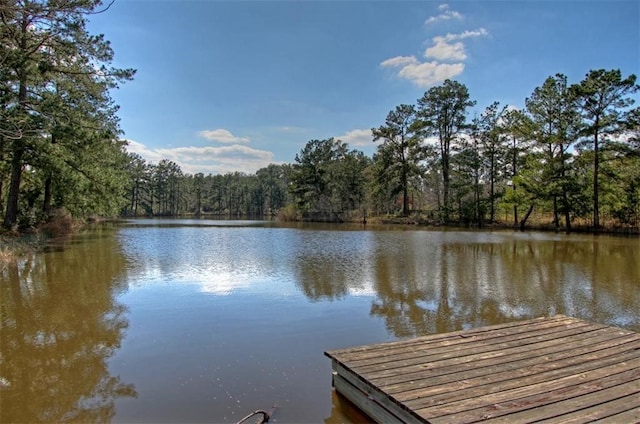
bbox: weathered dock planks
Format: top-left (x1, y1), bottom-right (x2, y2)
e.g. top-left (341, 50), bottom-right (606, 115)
top-left (325, 315), bottom-right (640, 423)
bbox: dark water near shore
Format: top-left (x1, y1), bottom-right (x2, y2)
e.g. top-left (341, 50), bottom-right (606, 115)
top-left (2, 220), bottom-right (639, 423)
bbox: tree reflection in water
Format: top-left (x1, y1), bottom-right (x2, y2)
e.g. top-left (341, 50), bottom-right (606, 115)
top-left (291, 230), bottom-right (639, 339)
top-left (1, 230), bottom-right (136, 423)
top-left (369, 233), bottom-right (640, 338)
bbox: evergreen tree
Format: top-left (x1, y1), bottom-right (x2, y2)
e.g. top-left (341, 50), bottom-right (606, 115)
top-left (371, 104), bottom-right (426, 216)
top-left (571, 69), bottom-right (638, 229)
top-left (417, 80), bottom-right (475, 223)
top-left (289, 138), bottom-right (368, 220)
top-left (1, 0), bottom-right (134, 228)
top-left (477, 102), bottom-right (508, 223)
top-left (501, 109), bottom-right (534, 226)
top-left (526, 74), bottom-right (581, 230)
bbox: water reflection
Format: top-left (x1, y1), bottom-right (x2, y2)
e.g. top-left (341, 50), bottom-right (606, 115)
top-left (365, 231), bottom-right (640, 337)
top-left (8, 222), bottom-right (635, 423)
top-left (324, 391), bottom-right (373, 424)
top-left (0, 229), bottom-right (136, 423)
top-left (292, 230), bottom-right (376, 301)
top-left (286, 228), bottom-right (639, 337)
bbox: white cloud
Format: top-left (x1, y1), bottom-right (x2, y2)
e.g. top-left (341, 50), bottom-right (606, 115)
top-left (272, 126), bottom-right (308, 134)
top-left (425, 40), bottom-right (466, 61)
top-left (381, 25), bottom-right (487, 87)
top-left (442, 28), bottom-right (488, 41)
top-left (421, 136), bottom-right (441, 147)
top-left (126, 139), bottom-right (165, 162)
top-left (198, 128), bottom-right (251, 144)
top-left (424, 29), bottom-right (487, 62)
top-left (157, 145), bottom-right (272, 161)
top-left (336, 129), bottom-right (372, 147)
top-left (125, 139), bottom-right (276, 175)
top-left (382, 58), bottom-right (465, 88)
top-left (380, 55), bottom-right (419, 68)
top-left (399, 61), bottom-right (465, 87)
top-left (425, 4), bottom-right (463, 25)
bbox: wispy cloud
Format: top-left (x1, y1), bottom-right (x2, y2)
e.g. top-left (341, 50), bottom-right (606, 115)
top-left (336, 128), bottom-right (372, 147)
top-left (425, 4), bottom-right (463, 25)
top-left (127, 139), bottom-right (165, 163)
top-left (198, 128), bottom-right (251, 144)
top-left (425, 28), bottom-right (488, 61)
top-left (125, 139), bottom-right (276, 175)
top-left (443, 28), bottom-right (489, 41)
top-left (271, 125), bottom-right (309, 134)
top-left (380, 56), bottom-right (420, 68)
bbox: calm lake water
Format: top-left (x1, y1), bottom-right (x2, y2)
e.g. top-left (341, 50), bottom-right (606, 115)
top-left (2, 219), bottom-right (639, 423)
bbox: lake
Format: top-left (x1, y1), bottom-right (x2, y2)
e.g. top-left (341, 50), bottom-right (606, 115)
top-left (2, 219), bottom-right (639, 423)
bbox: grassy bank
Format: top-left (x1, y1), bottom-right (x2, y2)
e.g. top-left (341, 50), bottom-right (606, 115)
top-left (0, 234), bottom-right (40, 264)
top-left (365, 214), bottom-right (640, 235)
top-left (0, 209), bottom-right (86, 265)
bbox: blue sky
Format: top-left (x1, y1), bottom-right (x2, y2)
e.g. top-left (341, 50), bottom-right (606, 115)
top-left (87, 1), bottom-right (639, 175)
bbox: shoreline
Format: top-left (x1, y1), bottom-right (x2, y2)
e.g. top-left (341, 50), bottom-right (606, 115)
top-left (369, 216), bottom-right (640, 236)
top-left (2, 215), bottom-right (637, 264)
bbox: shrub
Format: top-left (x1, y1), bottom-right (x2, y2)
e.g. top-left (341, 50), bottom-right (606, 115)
top-left (277, 204), bottom-right (299, 222)
top-left (41, 208), bottom-right (77, 237)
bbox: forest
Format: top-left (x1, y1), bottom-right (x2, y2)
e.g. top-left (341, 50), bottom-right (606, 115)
top-left (121, 72), bottom-right (640, 232)
top-left (1, 1), bottom-right (639, 233)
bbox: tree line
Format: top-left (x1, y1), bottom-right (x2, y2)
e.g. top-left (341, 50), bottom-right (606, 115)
top-left (1, 2), bottom-right (638, 232)
top-left (122, 157), bottom-right (292, 218)
top-left (119, 70), bottom-right (638, 232)
top-left (366, 73), bottom-right (639, 231)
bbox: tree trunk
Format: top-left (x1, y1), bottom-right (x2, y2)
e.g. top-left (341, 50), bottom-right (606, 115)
top-left (520, 203), bottom-right (535, 231)
top-left (593, 118), bottom-right (600, 229)
top-left (442, 156), bottom-right (450, 223)
top-left (563, 191), bottom-right (571, 232)
top-left (3, 147), bottom-right (24, 229)
top-left (402, 170), bottom-right (409, 216)
top-left (196, 187), bottom-right (201, 217)
top-left (512, 140), bottom-right (519, 226)
top-left (475, 173), bottom-right (480, 225)
top-left (434, 170), bottom-right (441, 217)
top-left (42, 173), bottom-right (53, 215)
top-left (0, 136), bottom-right (4, 214)
top-left (553, 196), bottom-right (559, 230)
top-left (560, 145), bottom-right (571, 232)
top-left (489, 155), bottom-right (495, 223)
top-left (513, 189), bottom-right (519, 226)
top-left (4, 19), bottom-right (29, 229)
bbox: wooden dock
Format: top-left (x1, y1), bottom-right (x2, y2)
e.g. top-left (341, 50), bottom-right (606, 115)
top-left (325, 315), bottom-right (640, 423)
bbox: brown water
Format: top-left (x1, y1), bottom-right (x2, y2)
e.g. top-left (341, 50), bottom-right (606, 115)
top-left (1, 220), bottom-right (639, 423)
